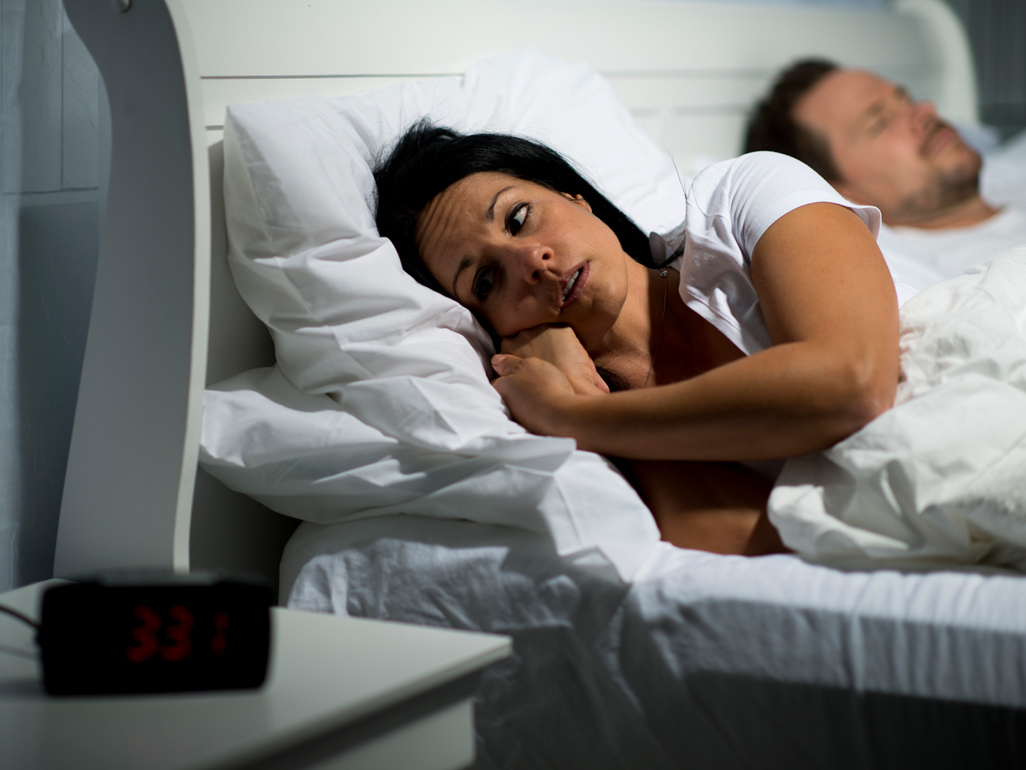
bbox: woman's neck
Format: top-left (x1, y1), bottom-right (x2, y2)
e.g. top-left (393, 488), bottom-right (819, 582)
top-left (590, 264), bottom-right (744, 389)
top-left (589, 263), bottom-right (666, 389)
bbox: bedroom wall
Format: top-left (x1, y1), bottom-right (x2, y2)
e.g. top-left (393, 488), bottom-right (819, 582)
top-left (0, 0), bottom-right (1023, 592)
top-left (1, 0), bottom-right (105, 590)
top-left (943, 0), bottom-right (1026, 140)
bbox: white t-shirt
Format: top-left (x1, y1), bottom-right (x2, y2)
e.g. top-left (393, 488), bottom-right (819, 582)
top-left (652, 152), bottom-right (886, 356)
top-left (879, 206), bottom-right (1026, 280)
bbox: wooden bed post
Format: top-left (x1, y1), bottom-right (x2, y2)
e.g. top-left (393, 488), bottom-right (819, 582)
top-left (55, 0), bottom-right (209, 578)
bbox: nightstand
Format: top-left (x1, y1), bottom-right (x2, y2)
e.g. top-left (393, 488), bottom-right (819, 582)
top-left (0, 580), bottom-right (511, 769)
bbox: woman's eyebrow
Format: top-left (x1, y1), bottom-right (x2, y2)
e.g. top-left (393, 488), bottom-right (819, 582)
top-left (487, 185), bottom-right (516, 222)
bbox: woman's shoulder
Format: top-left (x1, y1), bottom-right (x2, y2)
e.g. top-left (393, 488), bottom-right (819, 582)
top-left (689, 152), bottom-right (834, 202)
top-left (687, 152), bottom-right (879, 246)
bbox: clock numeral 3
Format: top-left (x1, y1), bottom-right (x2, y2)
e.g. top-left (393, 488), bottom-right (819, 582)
top-left (161, 605), bottom-right (194, 661)
top-left (125, 605), bottom-right (196, 663)
top-left (125, 606), bottom-right (161, 662)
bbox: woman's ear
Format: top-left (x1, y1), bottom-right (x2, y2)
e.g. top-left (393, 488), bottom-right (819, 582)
top-left (563, 191), bottom-right (592, 213)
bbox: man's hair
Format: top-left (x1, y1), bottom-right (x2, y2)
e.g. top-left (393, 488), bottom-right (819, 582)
top-left (373, 121), bottom-right (654, 297)
top-left (743, 59), bottom-right (842, 181)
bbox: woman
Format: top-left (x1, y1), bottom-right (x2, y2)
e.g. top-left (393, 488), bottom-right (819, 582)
top-left (375, 123), bottom-right (900, 556)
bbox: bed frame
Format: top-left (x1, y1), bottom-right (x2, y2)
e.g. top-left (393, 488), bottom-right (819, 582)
top-left (53, 0), bottom-right (978, 593)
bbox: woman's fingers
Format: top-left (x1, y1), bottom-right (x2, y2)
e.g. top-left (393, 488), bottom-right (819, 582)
top-left (490, 353), bottom-right (520, 377)
top-left (490, 354), bottom-right (578, 435)
top-left (499, 326), bottom-right (607, 396)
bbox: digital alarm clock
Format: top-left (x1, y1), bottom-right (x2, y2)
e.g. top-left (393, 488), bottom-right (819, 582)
top-left (39, 572), bottom-right (272, 696)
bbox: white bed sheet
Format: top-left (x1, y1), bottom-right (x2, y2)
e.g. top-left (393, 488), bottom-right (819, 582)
top-left (983, 128), bottom-right (1026, 209)
top-left (282, 515), bottom-right (1026, 769)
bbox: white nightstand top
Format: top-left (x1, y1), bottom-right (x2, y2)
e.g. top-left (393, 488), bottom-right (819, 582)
top-left (0, 580), bottom-right (511, 769)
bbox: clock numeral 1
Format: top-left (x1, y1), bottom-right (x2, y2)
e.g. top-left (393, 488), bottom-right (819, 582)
top-left (212, 612), bottom-right (230, 655)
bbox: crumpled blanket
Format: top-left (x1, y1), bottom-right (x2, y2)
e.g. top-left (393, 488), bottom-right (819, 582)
top-left (769, 246), bottom-right (1026, 571)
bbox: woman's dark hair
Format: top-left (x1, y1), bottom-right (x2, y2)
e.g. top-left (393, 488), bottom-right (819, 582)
top-left (373, 121), bottom-right (655, 296)
top-left (743, 59), bottom-right (841, 182)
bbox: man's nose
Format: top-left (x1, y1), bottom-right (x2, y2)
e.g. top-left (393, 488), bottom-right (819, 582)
top-left (910, 98), bottom-right (937, 129)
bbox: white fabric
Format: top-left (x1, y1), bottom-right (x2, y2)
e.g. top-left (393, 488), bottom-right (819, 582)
top-left (874, 239), bottom-right (949, 289)
top-left (879, 206), bottom-right (1026, 280)
top-left (202, 366), bottom-right (656, 576)
top-left (206, 49), bottom-right (693, 580)
top-left (982, 128), bottom-right (1026, 209)
top-left (769, 247), bottom-right (1026, 571)
top-left (661, 152), bottom-right (884, 355)
top-left (282, 513), bottom-right (1026, 769)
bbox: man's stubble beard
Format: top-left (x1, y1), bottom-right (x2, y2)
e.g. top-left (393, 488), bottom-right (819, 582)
top-left (892, 148), bottom-right (982, 224)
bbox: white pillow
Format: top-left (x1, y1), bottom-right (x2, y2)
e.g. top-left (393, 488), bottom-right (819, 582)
top-left (203, 50), bottom-right (683, 580)
top-left (203, 366), bottom-right (658, 578)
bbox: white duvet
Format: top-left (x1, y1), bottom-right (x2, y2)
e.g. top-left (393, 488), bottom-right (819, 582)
top-left (770, 247), bottom-right (1026, 570)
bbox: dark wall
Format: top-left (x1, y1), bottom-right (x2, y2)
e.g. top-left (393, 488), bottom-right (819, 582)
top-left (943, 0), bottom-right (1026, 139)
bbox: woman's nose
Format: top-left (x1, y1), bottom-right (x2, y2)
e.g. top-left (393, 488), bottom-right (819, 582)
top-left (517, 243), bottom-right (553, 282)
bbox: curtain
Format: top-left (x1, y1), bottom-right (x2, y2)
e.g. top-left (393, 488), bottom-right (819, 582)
top-left (0, 0), bottom-right (103, 591)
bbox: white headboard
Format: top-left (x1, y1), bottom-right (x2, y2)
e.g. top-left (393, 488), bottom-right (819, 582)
top-left (54, 0), bottom-right (977, 594)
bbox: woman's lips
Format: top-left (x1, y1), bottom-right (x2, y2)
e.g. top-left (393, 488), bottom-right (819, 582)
top-left (561, 263), bottom-right (587, 308)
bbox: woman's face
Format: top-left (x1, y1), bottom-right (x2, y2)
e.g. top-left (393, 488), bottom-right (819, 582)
top-left (415, 171), bottom-right (634, 347)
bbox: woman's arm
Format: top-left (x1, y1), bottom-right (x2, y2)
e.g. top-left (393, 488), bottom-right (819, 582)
top-left (625, 458), bottom-right (789, 555)
top-left (492, 202), bottom-right (900, 462)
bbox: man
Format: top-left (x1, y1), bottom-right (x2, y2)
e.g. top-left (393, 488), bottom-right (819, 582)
top-left (745, 59), bottom-right (1026, 281)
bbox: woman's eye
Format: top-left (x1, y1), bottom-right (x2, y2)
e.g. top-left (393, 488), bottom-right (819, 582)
top-left (507, 203), bottom-right (528, 235)
top-left (473, 266), bottom-right (497, 302)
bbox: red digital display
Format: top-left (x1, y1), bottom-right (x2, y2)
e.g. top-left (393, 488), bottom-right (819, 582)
top-left (122, 605), bottom-right (234, 663)
top-left (40, 576), bottom-right (271, 695)
top-left (126, 605), bottom-right (200, 663)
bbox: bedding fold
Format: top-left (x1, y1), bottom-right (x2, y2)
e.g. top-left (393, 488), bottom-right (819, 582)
top-left (769, 247), bottom-right (1026, 570)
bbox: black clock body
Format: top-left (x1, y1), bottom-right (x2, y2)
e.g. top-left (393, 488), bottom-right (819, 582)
top-left (39, 573), bottom-right (272, 696)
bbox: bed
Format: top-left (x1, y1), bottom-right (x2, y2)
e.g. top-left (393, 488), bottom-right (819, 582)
top-left (54, 0), bottom-right (1026, 767)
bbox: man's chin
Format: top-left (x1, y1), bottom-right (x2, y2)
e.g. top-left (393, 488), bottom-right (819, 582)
top-left (887, 173), bottom-right (979, 226)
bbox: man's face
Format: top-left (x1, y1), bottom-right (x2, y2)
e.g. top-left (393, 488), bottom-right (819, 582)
top-left (793, 69), bottom-right (982, 226)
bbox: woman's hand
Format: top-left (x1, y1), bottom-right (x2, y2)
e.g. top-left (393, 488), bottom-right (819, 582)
top-left (490, 354), bottom-right (580, 435)
top-left (491, 326), bottom-right (606, 437)
top-left (499, 325), bottom-right (609, 396)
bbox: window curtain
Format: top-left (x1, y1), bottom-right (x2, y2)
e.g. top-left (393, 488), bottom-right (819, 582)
top-left (1, 0), bottom-right (104, 591)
